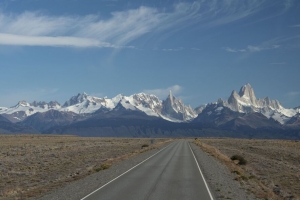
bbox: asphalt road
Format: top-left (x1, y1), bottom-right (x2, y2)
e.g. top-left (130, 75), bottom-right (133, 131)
top-left (81, 140), bottom-right (214, 200)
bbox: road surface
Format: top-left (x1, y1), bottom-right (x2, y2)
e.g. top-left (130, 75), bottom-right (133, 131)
top-left (81, 140), bottom-right (214, 200)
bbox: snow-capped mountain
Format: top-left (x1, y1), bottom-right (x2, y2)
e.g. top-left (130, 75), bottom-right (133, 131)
top-left (0, 92), bottom-right (197, 123)
top-left (220, 84), bottom-right (299, 124)
top-left (0, 100), bottom-right (61, 122)
top-left (61, 92), bottom-right (116, 114)
top-left (0, 84), bottom-right (299, 126)
top-left (161, 91), bottom-right (197, 121)
top-left (1, 84), bottom-right (300, 138)
top-left (59, 92), bottom-right (197, 122)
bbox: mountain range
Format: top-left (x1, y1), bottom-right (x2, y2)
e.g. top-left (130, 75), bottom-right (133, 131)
top-left (0, 84), bottom-right (299, 139)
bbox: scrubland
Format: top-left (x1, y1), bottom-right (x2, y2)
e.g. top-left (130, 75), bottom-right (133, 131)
top-left (195, 138), bottom-right (300, 200)
top-left (0, 134), bottom-right (171, 199)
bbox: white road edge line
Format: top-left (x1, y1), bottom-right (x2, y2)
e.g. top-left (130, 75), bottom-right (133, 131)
top-left (81, 142), bottom-right (174, 200)
top-left (188, 143), bottom-right (214, 200)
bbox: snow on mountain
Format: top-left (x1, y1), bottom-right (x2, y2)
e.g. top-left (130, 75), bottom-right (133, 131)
top-left (109, 92), bottom-right (196, 121)
top-left (1, 84), bottom-right (298, 124)
top-left (102, 92), bottom-right (196, 121)
top-left (0, 100), bottom-right (58, 116)
top-left (0, 107), bottom-right (8, 112)
top-left (0, 100), bottom-right (62, 122)
top-left (161, 91), bottom-right (197, 121)
top-left (223, 83), bottom-right (298, 124)
top-left (127, 93), bottom-right (161, 117)
top-left (0, 91), bottom-right (196, 122)
top-left (60, 92), bottom-right (115, 114)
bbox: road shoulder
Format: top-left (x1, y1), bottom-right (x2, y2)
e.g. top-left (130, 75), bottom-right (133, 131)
top-left (189, 142), bottom-right (258, 200)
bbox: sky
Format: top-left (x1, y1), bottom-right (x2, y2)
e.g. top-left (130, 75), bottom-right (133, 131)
top-left (0, 0), bottom-right (299, 109)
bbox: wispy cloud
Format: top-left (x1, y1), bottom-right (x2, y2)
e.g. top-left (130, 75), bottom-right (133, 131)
top-left (0, 33), bottom-right (112, 48)
top-left (0, 5), bottom-right (201, 48)
top-left (193, 0), bottom-right (293, 28)
top-left (0, 0), bottom-right (294, 48)
top-left (224, 44), bottom-right (280, 53)
top-left (224, 47), bottom-right (246, 53)
top-left (162, 47), bottom-right (184, 52)
top-left (143, 85), bottom-right (183, 98)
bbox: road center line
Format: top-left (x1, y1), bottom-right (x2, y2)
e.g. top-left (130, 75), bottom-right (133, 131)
top-left (188, 142), bottom-right (214, 200)
top-left (81, 142), bottom-right (174, 200)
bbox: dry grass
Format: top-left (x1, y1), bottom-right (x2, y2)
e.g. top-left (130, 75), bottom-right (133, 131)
top-left (0, 134), bottom-right (172, 200)
top-left (195, 138), bottom-right (300, 200)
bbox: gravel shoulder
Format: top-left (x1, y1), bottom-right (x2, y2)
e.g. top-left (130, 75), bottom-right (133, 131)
top-left (189, 141), bottom-right (258, 200)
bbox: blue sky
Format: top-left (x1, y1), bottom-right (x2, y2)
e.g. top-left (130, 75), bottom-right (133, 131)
top-left (0, 0), bottom-right (299, 108)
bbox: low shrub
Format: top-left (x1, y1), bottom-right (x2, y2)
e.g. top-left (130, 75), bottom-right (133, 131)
top-left (95, 163), bottom-right (111, 172)
top-left (230, 155), bottom-right (247, 165)
top-left (141, 144), bottom-right (149, 148)
top-left (232, 170), bottom-right (241, 175)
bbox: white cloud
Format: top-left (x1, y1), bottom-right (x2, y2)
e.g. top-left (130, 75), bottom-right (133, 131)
top-left (162, 47), bottom-right (184, 52)
top-left (225, 44), bottom-right (280, 53)
top-left (247, 45), bottom-right (263, 52)
top-left (0, 33), bottom-right (112, 47)
top-left (143, 85), bottom-right (183, 98)
top-left (0, 5), bottom-right (200, 48)
top-left (0, 1), bottom-right (293, 48)
top-left (224, 47), bottom-right (246, 53)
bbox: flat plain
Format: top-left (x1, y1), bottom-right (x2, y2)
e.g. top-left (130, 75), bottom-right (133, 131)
top-left (0, 134), bottom-right (171, 200)
top-left (197, 138), bottom-right (300, 200)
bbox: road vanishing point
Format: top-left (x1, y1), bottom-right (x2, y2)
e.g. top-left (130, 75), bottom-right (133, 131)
top-left (81, 140), bottom-right (214, 200)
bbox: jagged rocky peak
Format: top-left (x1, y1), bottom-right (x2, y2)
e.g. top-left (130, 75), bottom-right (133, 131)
top-left (169, 90), bottom-right (174, 105)
top-left (217, 98), bottom-right (224, 105)
top-left (132, 93), bottom-right (162, 110)
top-left (48, 101), bottom-right (61, 108)
top-left (219, 83), bottom-right (299, 124)
top-left (257, 97), bottom-right (282, 110)
top-left (161, 90), bottom-right (197, 121)
top-left (30, 101), bottom-right (47, 108)
top-left (13, 100), bottom-right (30, 107)
top-left (228, 90), bottom-right (239, 101)
top-left (238, 83), bottom-right (257, 105)
top-left (133, 93), bottom-right (159, 101)
top-left (227, 90), bottom-right (239, 110)
top-left (112, 94), bottom-right (124, 102)
top-left (63, 92), bottom-right (89, 107)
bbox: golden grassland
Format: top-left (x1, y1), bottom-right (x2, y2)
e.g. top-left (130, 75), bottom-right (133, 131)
top-left (195, 138), bottom-right (300, 200)
top-left (0, 134), bottom-right (172, 199)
